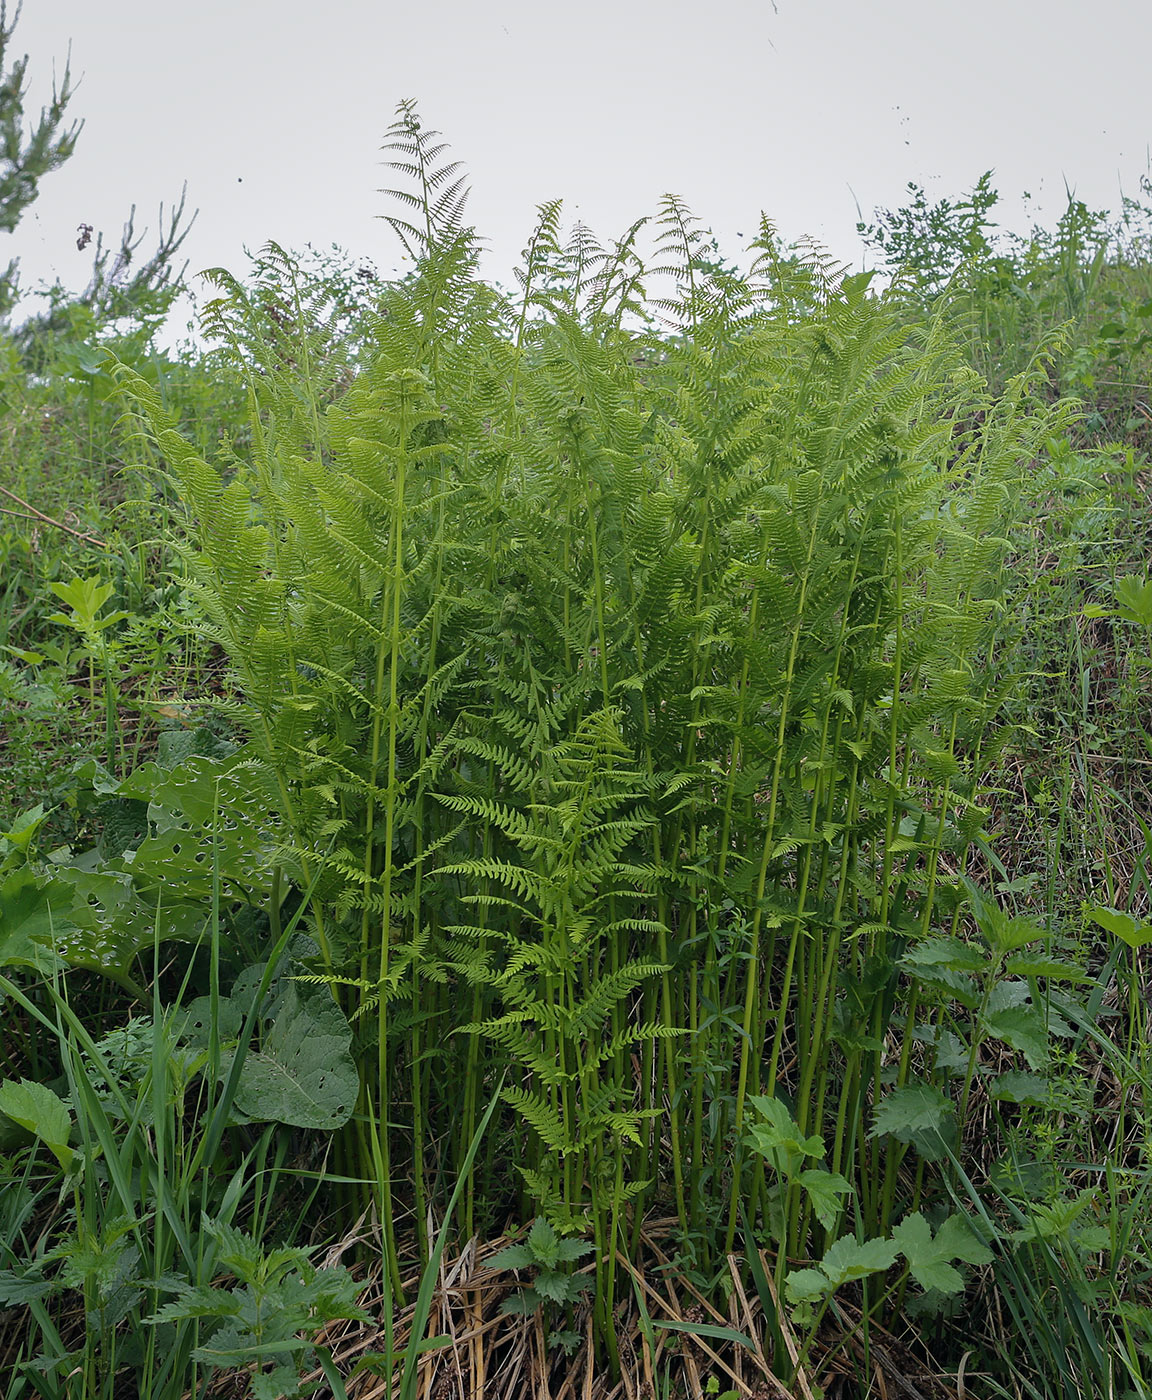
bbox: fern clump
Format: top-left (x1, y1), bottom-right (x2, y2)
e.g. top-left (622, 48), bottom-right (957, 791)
top-left (115, 103), bottom-right (1078, 1345)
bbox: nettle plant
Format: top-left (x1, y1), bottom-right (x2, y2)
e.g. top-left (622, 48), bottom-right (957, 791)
top-left (108, 103), bottom-right (1081, 1357)
top-left (491, 1216), bottom-right (594, 1354)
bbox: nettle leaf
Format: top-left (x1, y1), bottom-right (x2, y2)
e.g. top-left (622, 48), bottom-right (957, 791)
top-left (991, 1070), bottom-right (1049, 1104)
top-left (489, 1242), bottom-right (537, 1271)
top-left (892, 1212), bottom-right (991, 1295)
top-left (830, 997), bottom-right (883, 1054)
top-left (0, 1268), bottom-right (52, 1304)
top-left (901, 935), bottom-right (986, 976)
top-left (871, 1083), bottom-right (956, 1162)
top-left (798, 1169), bottom-right (852, 1230)
top-left (528, 1217), bottom-right (560, 1268)
top-left (533, 1270), bottom-right (573, 1305)
top-left (500, 1290), bottom-right (540, 1316)
top-left (913, 1024), bottom-right (969, 1073)
top-left (252, 1368), bottom-right (306, 1400)
top-left (555, 1237), bottom-right (595, 1263)
top-left (0, 1079), bottom-right (74, 1170)
top-left (1004, 953), bottom-right (1088, 982)
top-left (965, 880), bottom-right (1044, 954)
top-left (900, 936), bottom-right (983, 1003)
top-left (981, 994), bottom-right (1049, 1069)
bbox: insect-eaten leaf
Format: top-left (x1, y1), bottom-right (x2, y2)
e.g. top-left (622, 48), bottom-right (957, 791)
top-left (180, 976), bottom-right (358, 1130)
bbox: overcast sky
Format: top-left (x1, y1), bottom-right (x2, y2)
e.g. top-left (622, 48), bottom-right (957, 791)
top-left (7, 0), bottom-right (1152, 333)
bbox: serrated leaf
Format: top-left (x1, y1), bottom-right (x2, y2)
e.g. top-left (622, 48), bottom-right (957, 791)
top-left (0, 1269), bottom-right (52, 1304)
top-left (1004, 954), bottom-right (1088, 981)
top-left (933, 1214), bottom-right (993, 1266)
top-left (892, 1212), bottom-right (990, 1295)
top-left (784, 1267), bottom-right (829, 1303)
top-left (965, 880), bottom-right (1043, 953)
top-left (533, 1270), bottom-right (573, 1305)
top-left (252, 1365), bottom-right (304, 1400)
top-left (555, 1237), bottom-right (595, 1262)
top-left (900, 936), bottom-right (983, 1001)
top-left (746, 1095), bottom-right (825, 1177)
top-left (871, 1083), bottom-right (955, 1161)
top-left (528, 1217), bottom-right (559, 1267)
top-left (981, 1002), bottom-right (1049, 1068)
top-left (991, 1070), bottom-right (1049, 1104)
top-left (818, 1234), bottom-right (900, 1287)
top-left (488, 1243), bottom-right (536, 1271)
top-left (901, 936), bottom-right (987, 975)
top-left (798, 1169), bottom-right (852, 1230)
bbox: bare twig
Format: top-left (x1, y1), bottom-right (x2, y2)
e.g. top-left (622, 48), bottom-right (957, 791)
top-left (0, 484), bottom-right (107, 548)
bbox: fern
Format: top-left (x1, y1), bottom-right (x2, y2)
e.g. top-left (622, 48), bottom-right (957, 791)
top-left (114, 101), bottom-right (1077, 1337)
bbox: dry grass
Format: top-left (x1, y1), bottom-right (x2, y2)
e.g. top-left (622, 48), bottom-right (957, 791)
top-left (186, 1222), bottom-right (971, 1400)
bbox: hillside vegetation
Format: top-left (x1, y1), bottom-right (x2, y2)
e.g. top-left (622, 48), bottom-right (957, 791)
top-left (2, 102), bottom-right (1152, 1400)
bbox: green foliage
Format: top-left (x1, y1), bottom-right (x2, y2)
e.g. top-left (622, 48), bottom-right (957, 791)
top-left (0, 1078), bottom-right (73, 1169)
top-left (858, 170), bottom-right (1005, 298)
top-left (491, 1216), bottom-right (595, 1315)
top-left (100, 106), bottom-right (1094, 1370)
top-left (148, 1215), bottom-right (370, 1400)
top-left (6, 97), bottom-right (1152, 1398)
top-left (179, 962), bottom-right (359, 1131)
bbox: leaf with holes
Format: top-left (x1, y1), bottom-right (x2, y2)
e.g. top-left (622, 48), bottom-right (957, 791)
top-left (118, 752), bottom-right (282, 903)
top-left (181, 979), bottom-right (358, 1130)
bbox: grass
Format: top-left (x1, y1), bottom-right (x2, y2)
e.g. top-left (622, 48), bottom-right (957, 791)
top-left (2, 113), bottom-right (1152, 1399)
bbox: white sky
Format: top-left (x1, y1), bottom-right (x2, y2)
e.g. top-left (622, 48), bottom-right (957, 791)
top-left (6, 0), bottom-right (1152, 331)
